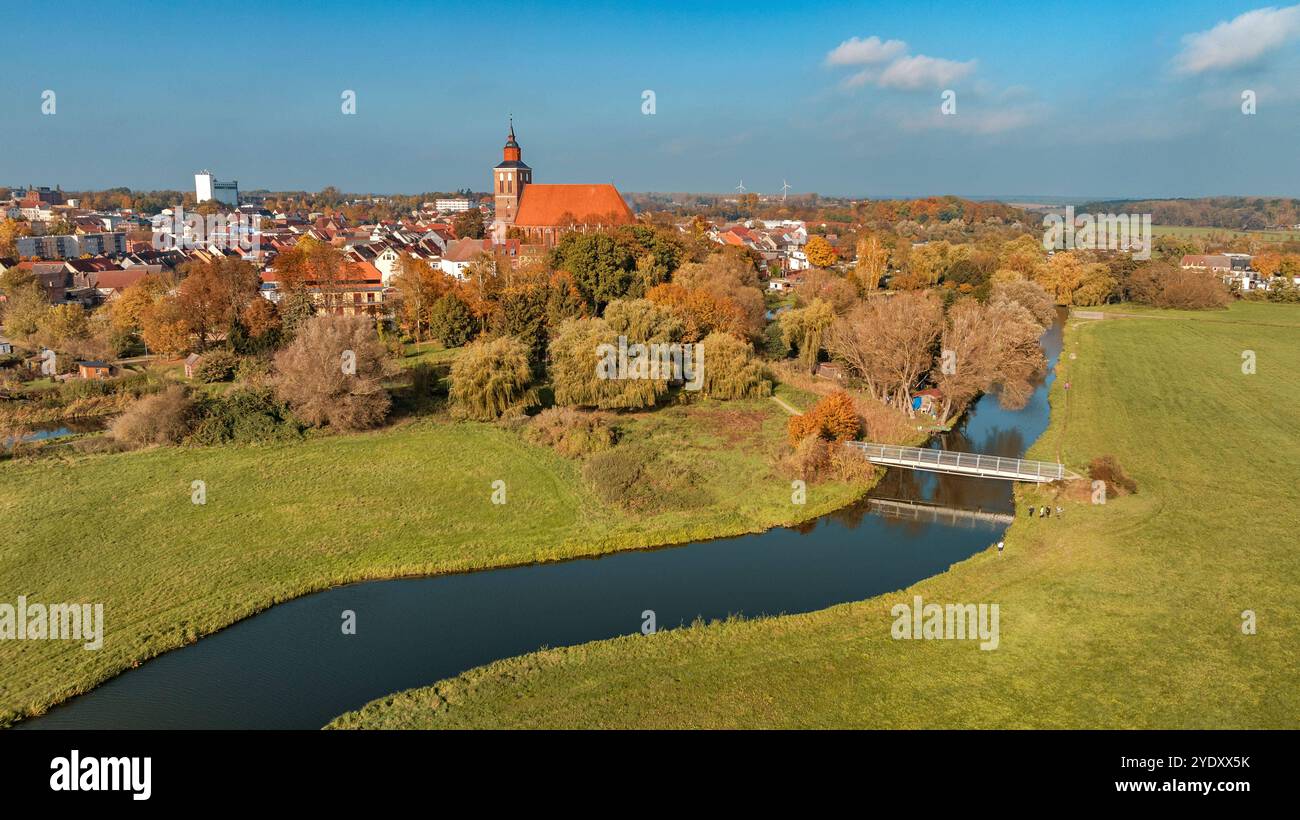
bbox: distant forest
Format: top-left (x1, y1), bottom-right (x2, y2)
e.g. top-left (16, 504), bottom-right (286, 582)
top-left (1078, 197), bottom-right (1300, 230)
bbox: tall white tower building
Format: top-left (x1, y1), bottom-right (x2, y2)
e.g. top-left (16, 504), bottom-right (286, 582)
top-left (195, 170), bottom-right (239, 206)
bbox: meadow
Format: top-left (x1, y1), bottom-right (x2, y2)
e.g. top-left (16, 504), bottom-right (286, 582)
top-left (0, 395), bottom-right (869, 725)
top-left (1153, 224), bottom-right (1300, 244)
top-left (330, 301), bottom-right (1300, 729)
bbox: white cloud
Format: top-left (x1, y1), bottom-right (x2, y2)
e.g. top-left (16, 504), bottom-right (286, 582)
top-left (877, 54), bottom-right (977, 90)
top-left (825, 35), bottom-right (907, 66)
top-left (826, 35), bottom-right (976, 92)
top-left (1174, 4), bottom-right (1300, 74)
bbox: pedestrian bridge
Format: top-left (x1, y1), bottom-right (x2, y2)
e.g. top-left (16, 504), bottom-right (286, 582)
top-left (846, 442), bottom-right (1079, 483)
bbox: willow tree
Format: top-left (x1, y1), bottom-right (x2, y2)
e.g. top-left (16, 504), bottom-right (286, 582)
top-left (699, 332), bottom-right (771, 400)
top-left (449, 335), bottom-right (537, 421)
top-left (548, 317), bottom-right (667, 410)
top-left (778, 298), bottom-right (835, 373)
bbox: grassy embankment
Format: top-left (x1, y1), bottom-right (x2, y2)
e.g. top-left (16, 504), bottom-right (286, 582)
top-left (0, 392), bottom-right (878, 725)
top-left (330, 301), bottom-right (1300, 729)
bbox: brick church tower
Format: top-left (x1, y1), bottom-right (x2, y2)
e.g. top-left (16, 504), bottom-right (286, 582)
top-left (493, 118), bottom-right (531, 225)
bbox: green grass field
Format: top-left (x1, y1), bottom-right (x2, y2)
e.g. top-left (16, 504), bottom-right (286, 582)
top-left (1154, 224), bottom-right (1300, 244)
top-left (0, 398), bottom-right (868, 725)
top-left (330, 302), bottom-right (1300, 729)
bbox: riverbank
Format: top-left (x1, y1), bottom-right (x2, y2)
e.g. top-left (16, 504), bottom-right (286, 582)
top-left (329, 301), bottom-right (1300, 729)
top-left (0, 395), bottom-right (884, 726)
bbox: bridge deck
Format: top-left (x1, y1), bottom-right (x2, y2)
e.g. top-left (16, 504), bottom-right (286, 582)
top-left (846, 442), bottom-right (1079, 483)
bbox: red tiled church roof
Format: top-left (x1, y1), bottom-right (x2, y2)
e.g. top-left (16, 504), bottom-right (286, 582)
top-left (514, 184), bottom-right (634, 227)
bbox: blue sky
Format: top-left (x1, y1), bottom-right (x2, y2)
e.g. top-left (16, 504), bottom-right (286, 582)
top-left (2, 0), bottom-right (1298, 198)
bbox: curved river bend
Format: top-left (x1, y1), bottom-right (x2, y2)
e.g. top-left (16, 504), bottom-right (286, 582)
top-left (24, 315), bottom-right (1063, 729)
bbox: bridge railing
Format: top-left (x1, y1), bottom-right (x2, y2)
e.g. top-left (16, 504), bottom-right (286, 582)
top-left (845, 441), bottom-right (1069, 481)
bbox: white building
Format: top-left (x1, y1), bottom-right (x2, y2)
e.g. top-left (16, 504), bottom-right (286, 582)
top-left (435, 198), bottom-right (474, 213)
top-left (195, 171), bottom-right (239, 206)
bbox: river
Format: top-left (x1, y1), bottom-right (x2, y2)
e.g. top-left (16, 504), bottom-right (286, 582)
top-left (22, 312), bottom-right (1063, 729)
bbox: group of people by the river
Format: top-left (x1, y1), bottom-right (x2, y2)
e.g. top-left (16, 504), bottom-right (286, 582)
top-left (1027, 504), bottom-right (1064, 519)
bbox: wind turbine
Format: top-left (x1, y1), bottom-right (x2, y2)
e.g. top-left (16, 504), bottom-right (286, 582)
top-left (735, 179), bottom-right (747, 195)
top-left (780, 180), bottom-right (792, 202)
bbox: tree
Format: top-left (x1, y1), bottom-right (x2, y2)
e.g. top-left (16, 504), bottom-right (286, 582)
top-left (699, 332), bottom-right (772, 399)
top-left (1253, 252), bottom-right (1282, 278)
top-left (493, 284), bottom-right (550, 371)
top-left (177, 257), bottom-right (260, 349)
top-left (793, 268), bottom-right (858, 315)
top-left (452, 208), bottom-right (485, 239)
top-left (391, 254), bottom-right (446, 341)
top-left (929, 298), bottom-right (1045, 425)
top-left (989, 275), bottom-right (1056, 328)
top-left (278, 290), bottom-right (316, 341)
top-left (804, 235), bottom-right (838, 269)
top-left (549, 317), bottom-right (667, 410)
top-left (550, 232), bottom-right (636, 312)
top-left (670, 251), bottom-right (766, 339)
top-left (140, 295), bottom-right (191, 356)
top-left (0, 278), bottom-right (49, 339)
top-left (448, 336), bottom-right (538, 420)
top-left (645, 282), bottom-right (748, 342)
top-left (36, 304), bottom-right (90, 348)
top-left (428, 292), bottom-right (476, 347)
top-left (851, 233), bottom-right (888, 293)
top-left (241, 297), bottom-right (281, 341)
top-left (826, 290), bottom-right (943, 411)
top-left (778, 298), bottom-right (835, 372)
top-left (0, 218), bottom-right (32, 258)
top-left (110, 274), bottom-right (170, 335)
top-left (273, 315), bottom-right (392, 430)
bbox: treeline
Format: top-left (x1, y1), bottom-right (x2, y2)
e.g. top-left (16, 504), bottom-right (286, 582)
top-left (1079, 197), bottom-right (1300, 231)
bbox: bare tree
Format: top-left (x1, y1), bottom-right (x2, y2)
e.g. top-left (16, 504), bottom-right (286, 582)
top-left (273, 315), bottom-right (393, 430)
top-left (930, 298), bottom-right (1046, 425)
top-left (826, 290), bottom-right (943, 412)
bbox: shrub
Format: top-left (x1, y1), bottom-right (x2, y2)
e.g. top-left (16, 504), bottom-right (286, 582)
top-left (786, 435), bottom-right (832, 481)
top-left (785, 434), bottom-right (878, 485)
top-left (188, 387), bottom-right (301, 446)
top-left (273, 315), bottom-right (392, 431)
top-left (193, 349), bottom-right (241, 383)
top-left (449, 336), bottom-right (538, 421)
top-left (59, 378), bottom-right (111, 401)
top-left (582, 445), bottom-right (705, 512)
top-left (787, 391), bottom-right (862, 445)
top-left (524, 407), bottom-right (617, 457)
top-left (111, 370), bottom-right (165, 399)
top-left (1089, 454), bottom-right (1137, 496)
top-left (109, 385), bottom-right (197, 447)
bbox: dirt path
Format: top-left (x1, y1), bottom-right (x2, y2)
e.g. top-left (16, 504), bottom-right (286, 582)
top-left (770, 395), bottom-right (803, 416)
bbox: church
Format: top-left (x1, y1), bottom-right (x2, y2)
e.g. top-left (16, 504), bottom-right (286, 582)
top-left (490, 120), bottom-right (635, 245)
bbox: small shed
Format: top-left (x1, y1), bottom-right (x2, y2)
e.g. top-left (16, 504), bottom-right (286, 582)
top-left (0, 337), bottom-right (13, 356)
top-left (77, 361), bottom-right (113, 380)
top-left (184, 353), bottom-right (202, 379)
top-left (815, 362), bottom-right (845, 381)
top-left (911, 388), bottom-right (942, 414)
